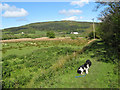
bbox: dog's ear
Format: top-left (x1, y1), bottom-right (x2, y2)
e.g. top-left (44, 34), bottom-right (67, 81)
top-left (86, 59), bottom-right (90, 63)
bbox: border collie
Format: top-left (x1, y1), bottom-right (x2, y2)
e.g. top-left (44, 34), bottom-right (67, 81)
top-left (77, 60), bottom-right (92, 75)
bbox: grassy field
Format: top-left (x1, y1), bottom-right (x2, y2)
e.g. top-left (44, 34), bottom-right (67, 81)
top-left (2, 38), bottom-right (118, 88)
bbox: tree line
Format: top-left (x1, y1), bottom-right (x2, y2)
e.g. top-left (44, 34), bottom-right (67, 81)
top-left (95, 2), bottom-right (120, 61)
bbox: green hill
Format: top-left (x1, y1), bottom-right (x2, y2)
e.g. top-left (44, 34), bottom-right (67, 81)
top-left (2, 21), bottom-right (98, 40)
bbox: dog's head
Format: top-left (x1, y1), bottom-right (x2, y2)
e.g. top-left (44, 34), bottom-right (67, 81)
top-left (86, 59), bottom-right (92, 67)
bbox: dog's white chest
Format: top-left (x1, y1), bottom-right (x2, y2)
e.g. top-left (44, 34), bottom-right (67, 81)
top-left (87, 64), bottom-right (89, 69)
top-left (79, 67), bottom-right (84, 72)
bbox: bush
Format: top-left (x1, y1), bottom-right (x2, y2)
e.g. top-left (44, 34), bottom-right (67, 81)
top-left (3, 61), bottom-right (9, 66)
top-left (2, 67), bottom-right (11, 78)
top-left (46, 31), bottom-right (55, 38)
top-left (3, 55), bottom-right (17, 61)
top-left (22, 34), bottom-right (31, 38)
top-left (61, 35), bottom-right (65, 37)
top-left (70, 35), bottom-right (76, 39)
top-left (96, 2), bottom-right (120, 49)
top-left (87, 31), bottom-right (99, 39)
top-left (2, 80), bottom-right (15, 88)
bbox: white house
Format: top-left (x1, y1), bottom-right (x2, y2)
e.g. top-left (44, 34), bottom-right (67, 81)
top-left (71, 32), bottom-right (78, 34)
top-left (21, 32), bottom-right (24, 34)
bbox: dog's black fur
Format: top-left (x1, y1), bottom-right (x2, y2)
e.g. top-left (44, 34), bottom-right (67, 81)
top-left (77, 60), bottom-right (92, 74)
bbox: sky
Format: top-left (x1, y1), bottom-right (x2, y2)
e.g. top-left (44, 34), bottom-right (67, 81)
top-left (0, 1), bottom-right (106, 29)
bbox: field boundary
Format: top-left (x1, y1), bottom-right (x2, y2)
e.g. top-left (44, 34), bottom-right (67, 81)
top-left (0, 37), bottom-right (86, 43)
top-left (0, 37), bottom-right (69, 43)
top-left (50, 39), bottom-right (97, 71)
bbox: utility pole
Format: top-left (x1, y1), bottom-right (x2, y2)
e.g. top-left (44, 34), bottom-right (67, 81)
top-left (92, 18), bottom-right (95, 39)
top-left (0, 1), bottom-right (1, 35)
top-left (0, 2), bottom-right (2, 90)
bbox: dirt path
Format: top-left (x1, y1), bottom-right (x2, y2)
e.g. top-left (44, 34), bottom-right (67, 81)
top-left (0, 37), bottom-right (67, 43)
top-left (87, 39), bottom-right (96, 44)
top-left (0, 37), bottom-right (86, 43)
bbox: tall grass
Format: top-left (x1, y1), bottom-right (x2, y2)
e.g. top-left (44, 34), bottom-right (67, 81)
top-left (2, 39), bottom-right (118, 88)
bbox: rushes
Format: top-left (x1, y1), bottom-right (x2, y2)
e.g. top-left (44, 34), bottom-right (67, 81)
top-left (2, 38), bottom-right (90, 88)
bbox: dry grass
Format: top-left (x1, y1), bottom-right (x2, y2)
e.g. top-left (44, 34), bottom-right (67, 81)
top-left (1, 37), bottom-right (67, 43)
top-left (43, 39), bottom-right (96, 74)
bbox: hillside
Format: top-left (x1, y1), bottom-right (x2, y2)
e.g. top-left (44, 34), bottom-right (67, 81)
top-left (2, 21), bottom-right (99, 40)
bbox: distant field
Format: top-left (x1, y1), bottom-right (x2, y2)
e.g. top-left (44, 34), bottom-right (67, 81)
top-left (2, 21), bottom-right (96, 40)
top-left (1, 37), bottom-right (70, 43)
top-left (2, 38), bottom-right (118, 88)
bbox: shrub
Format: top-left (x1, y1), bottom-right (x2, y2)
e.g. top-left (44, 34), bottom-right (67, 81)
top-left (46, 31), bottom-right (55, 38)
top-left (2, 67), bottom-right (11, 78)
top-left (3, 61), bottom-right (9, 66)
top-left (15, 75), bottom-right (31, 86)
top-left (61, 35), bottom-right (65, 37)
top-left (87, 31), bottom-right (99, 39)
top-left (22, 34), bottom-right (31, 38)
top-left (70, 35), bottom-right (76, 39)
top-left (2, 80), bottom-right (15, 88)
top-left (3, 54), bottom-right (17, 61)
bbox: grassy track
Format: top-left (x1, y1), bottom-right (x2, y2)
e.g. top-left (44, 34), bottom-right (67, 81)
top-left (28, 39), bottom-right (118, 88)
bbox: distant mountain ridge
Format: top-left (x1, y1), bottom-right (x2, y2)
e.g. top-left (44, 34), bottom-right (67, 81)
top-left (3, 21), bottom-right (98, 34)
top-left (2, 21), bottom-right (99, 40)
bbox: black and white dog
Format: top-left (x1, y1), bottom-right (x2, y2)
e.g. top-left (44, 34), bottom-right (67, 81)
top-left (77, 60), bottom-right (92, 75)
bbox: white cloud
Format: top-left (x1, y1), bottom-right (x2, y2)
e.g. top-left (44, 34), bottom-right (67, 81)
top-left (59, 9), bottom-right (82, 16)
top-left (2, 8), bottom-right (28, 17)
top-left (1, 3), bottom-right (28, 18)
top-left (70, 0), bottom-right (89, 7)
top-left (80, 16), bottom-right (83, 19)
top-left (62, 16), bottom-right (84, 21)
top-left (62, 16), bottom-right (78, 21)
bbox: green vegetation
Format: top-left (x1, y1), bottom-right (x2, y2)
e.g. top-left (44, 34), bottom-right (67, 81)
top-left (1, 2), bottom-right (119, 88)
top-left (87, 31), bottom-right (100, 39)
top-left (46, 31), bottom-right (55, 38)
top-left (95, 3), bottom-right (119, 77)
top-left (96, 2), bottom-right (120, 52)
top-left (2, 21), bottom-right (98, 40)
top-left (2, 38), bottom-right (118, 88)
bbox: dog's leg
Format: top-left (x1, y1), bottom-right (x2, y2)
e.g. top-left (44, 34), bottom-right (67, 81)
top-left (86, 69), bottom-right (88, 74)
top-left (81, 71), bottom-right (84, 75)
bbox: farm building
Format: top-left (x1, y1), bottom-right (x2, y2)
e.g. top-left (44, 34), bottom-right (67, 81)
top-left (21, 32), bottom-right (24, 34)
top-left (71, 32), bottom-right (78, 34)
